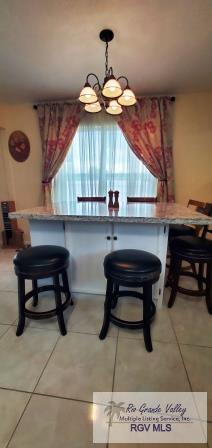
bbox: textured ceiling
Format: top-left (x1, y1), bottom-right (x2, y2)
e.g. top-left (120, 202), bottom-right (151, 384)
top-left (0, 0), bottom-right (212, 102)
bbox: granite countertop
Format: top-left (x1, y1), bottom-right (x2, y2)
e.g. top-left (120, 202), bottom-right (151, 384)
top-left (9, 202), bottom-right (212, 225)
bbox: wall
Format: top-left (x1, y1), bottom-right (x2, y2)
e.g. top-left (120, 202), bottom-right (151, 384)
top-left (0, 104), bottom-right (42, 243)
top-left (173, 92), bottom-right (212, 204)
top-left (0, 93), bottom-right (211, 244)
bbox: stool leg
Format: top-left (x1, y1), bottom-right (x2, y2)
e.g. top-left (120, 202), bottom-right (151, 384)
top-left (198, 262), bottom-right (204, 292)
top-left (32, 279), bottom-right (38, 307)
top-left (206, 263), bottom-right (212, 314)
top-left (99, 278), bottom-right (113, 340)
top-left (54, 275), bottom-right (67, 336)
top-left (16, 276), bottom-right (26, 336)
top-left (168, 257), bottom-right (182, 308)
top-left (62, 270), bottom-right (73, 305)
top-left (166, 254), bottom-right (175, 287)
top-left (111, 282), bottom-right (119, 309)
top-left (143, 283), bottom-right (153, 352)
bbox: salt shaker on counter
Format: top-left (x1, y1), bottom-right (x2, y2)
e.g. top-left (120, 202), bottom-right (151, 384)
top-left (108, 190), bottom-right (114, 209)
top-left (114, 191), bottom-right (119, 209)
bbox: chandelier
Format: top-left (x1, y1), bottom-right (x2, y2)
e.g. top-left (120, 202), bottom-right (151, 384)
top-left (79, 29), bottom-right (136, 115)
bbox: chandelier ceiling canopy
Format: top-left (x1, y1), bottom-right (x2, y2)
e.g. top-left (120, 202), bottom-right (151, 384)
top-left (79, 29), bottom-right (136, 115)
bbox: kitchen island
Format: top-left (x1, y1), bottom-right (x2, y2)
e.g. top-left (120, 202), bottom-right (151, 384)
top-left (10, 202), bottom-right (212, 307)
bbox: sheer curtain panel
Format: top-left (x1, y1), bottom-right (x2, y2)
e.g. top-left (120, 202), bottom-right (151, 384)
top-left (53, 114), bottom-right (157, 204)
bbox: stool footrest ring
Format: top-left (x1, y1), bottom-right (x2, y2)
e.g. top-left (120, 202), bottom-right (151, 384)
top-left (110, 291), bottom-right (156, 330)
top-left (24, 285), bottom-right (71, 320)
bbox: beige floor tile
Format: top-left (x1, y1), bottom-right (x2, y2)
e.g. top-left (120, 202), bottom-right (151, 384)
top-left (36, 332), bottom-right (116, 402)
top-left (168, 292), bottom-right (212, 347)
top-left (0, 270), bottom-right (17, 292)
top-left (0, 249), bottom-right (16, 270)
top-left (0, 270), bottom-right (31, 293)
top-left (0, 324), bottom-right (10, 337)
top-left (117, 298), bottom-right (176, 343)
top-left (8, 394), bottom-right (107, 448)
top-left (0, 291), bottom-right (18, 324)
top-left (114, 338), bottom-right (190, 392)
top-left (0, 326), bottom-right (59, 391)
top-left (180, 344), bottom-right (212, 421)
top-left (67, 294), bottom-right (118, 337)
top-left (0, 388), bottom-right (30, 448)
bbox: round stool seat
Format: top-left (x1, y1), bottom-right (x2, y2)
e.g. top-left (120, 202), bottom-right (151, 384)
top-left (104, 249), bottom-right (161, 283)
top-left (169, 224), bottom-right (195, 239)
top-left (170, 236), bottom-right (212, 261)
top-left (14, 245), bottom-right (69, 275)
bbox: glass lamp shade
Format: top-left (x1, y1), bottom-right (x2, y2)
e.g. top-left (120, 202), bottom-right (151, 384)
top-left (79, 84), bottom-right (97, 104)
top-left (102, 76), bottom-right (122, 98)
top-left (85, 101), bottom-right (102, 113)
top-left (118, 88), bottom-right (136, 106)
top-left (106, 100), bottom-right (123, 115)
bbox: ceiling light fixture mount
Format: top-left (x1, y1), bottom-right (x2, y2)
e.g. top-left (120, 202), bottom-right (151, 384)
top-left (79, 29), bottom-right (136, 115)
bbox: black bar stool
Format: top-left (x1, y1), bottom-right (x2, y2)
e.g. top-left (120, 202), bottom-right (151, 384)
top-left (13, 245), bottom-right (72, 336)
top-left (167, 235), bottom-right (212, 314)
top-left (99, 249), bottom-right (162, 352)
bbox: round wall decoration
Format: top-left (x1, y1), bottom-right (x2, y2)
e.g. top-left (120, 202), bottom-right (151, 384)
top-left (8, 130), bottom-right (30, 162)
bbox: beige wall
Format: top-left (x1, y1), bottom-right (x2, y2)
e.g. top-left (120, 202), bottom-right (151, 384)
top-left (0, 93), bottom-right (211, 243)
top-left (173, 93), bottom-right (212, 204)
top-left (0, 104), bottom-right (42, 242)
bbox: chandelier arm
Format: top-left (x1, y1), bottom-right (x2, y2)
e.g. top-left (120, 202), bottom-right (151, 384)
top-left (117, 76), bottom-right (129, 88)
top-left (86, 73), bottom-right (101, 87)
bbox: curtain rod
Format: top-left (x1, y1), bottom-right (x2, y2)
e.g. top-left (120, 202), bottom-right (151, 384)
top-left (33, 96), bottom-right (176, 109)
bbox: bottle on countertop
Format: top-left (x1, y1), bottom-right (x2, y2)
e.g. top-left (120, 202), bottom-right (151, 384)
top-left (113, 191), bottom-right (119, 209)
top-left (108, 190), bottom-right (114, 209)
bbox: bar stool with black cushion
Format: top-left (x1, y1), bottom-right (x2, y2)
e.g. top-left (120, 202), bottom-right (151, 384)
top-left (99, 249), bottom-right (162, 352)
top-left (13, 245), bottom-right (73, 336)
top-left (167, 235), bottom-right (212, 314)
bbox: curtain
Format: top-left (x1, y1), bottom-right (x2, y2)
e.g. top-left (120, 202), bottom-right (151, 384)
top-left (37, 102), bottom-right (84, 205)
top-left (117, 97), bottom-right (175, 202)
top-left (53, 113), bottom-right (157, 203)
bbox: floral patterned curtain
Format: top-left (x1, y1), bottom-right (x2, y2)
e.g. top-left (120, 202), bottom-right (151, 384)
top-left (37, 102), bottom-right (84, 205)
top-left (117, 97), bottom-right (175, 202)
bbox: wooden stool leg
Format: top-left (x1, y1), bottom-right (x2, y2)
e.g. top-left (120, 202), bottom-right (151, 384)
top-left (62, 270), bottom-right (73, 305)
top-left (111, 282), bottom-right (119, 309)
top-left (168, 257), bottom-right (182, 308)
top-left (198, 262), bottom-right (204, 291)
top-left (99, 278), bottom-right (113, 340)
top-left (16, 276), bottom-right (26, 336)
top-left (143, 283), bottom-right (153, 352)
top-left (32, 279), bottom-right (38, 307)
top-left (206, 263), bottom-right (212, 314)
top-left (54, 274), bottom-right (67, 336)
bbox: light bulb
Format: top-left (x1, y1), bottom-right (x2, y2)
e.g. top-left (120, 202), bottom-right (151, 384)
top-left (79, 84), bottom-right (97, 104)
top-left (106, 100), bottom-right (122, 115)
top-left (118, 88), bottom-right (136, 106)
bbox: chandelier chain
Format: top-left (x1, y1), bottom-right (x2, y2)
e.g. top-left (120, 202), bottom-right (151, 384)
top-left (105, 42), bottom-right (108, 77)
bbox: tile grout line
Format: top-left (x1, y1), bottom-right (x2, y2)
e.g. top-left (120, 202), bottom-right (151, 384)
top-left (167, 305), bottom-right (211, 446)
top-left (5, 393), bottom-right (33, 448)
top-left (3, 331), bottom-right (61, 448)
top-left (31, 333), bottom-right (61, 393)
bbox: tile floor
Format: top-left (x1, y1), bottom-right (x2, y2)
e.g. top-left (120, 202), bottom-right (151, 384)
top-left (0, 248), bottom-right (211, 447)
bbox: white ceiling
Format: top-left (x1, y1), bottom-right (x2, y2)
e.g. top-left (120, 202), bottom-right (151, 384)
top-left (0, 0), bottom-right (212, 102)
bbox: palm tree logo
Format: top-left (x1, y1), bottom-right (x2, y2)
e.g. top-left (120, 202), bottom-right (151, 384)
top-left (104, 401), bottom-right (125, 427)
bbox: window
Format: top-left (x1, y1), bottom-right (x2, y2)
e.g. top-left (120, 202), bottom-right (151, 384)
top-left (53, 114), bottom-right (157, 203)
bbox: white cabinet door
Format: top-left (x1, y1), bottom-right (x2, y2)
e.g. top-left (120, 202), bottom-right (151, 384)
top-left (113, 223), bottom-right (169, 306)
top-left (65, 222), bottom-right (111, 295)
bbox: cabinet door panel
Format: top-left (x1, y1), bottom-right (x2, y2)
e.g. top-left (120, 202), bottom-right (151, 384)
top-left (65, 222), bottom-right (111, 294)
top-left (113, 223), bottom-right (168, 306)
